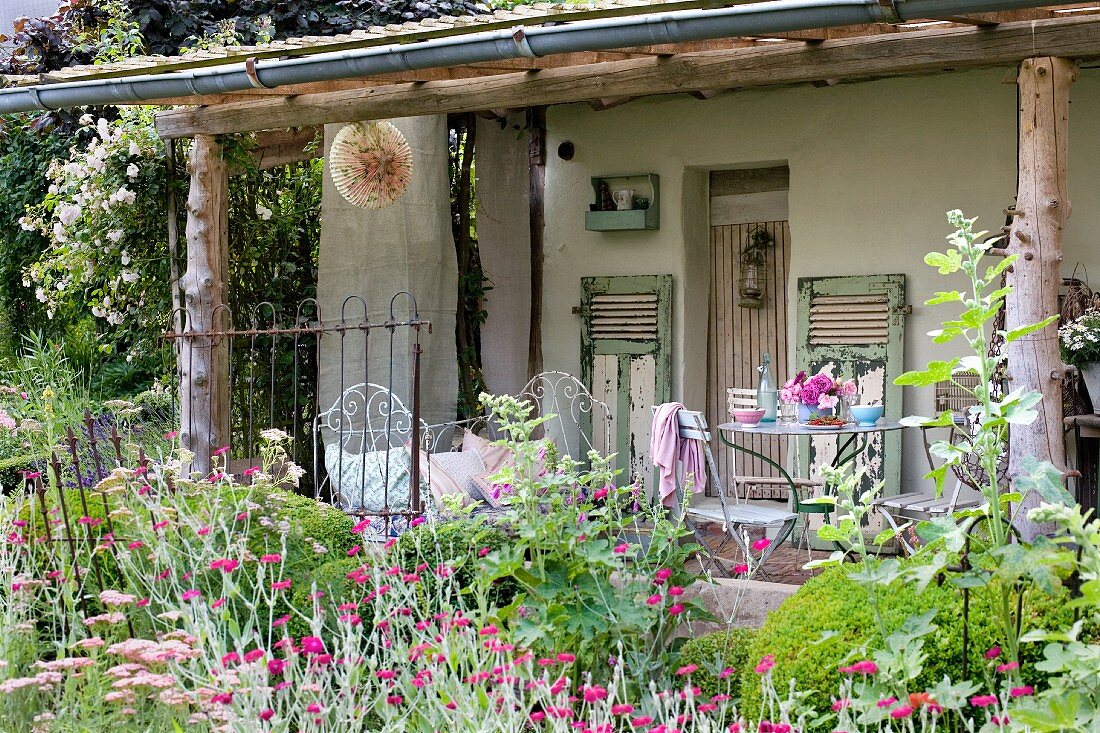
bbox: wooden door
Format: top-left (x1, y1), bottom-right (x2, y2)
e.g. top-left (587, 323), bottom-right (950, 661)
top-left (581, 275), bottom-right (672, 493)
top-left (707, 222), bottom-right (792, 499)
top-left (796, 274), bottom-right (907, 536)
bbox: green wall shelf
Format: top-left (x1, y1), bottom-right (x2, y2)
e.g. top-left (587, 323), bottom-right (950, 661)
top-left (585, 173), bottom-right (660, 231)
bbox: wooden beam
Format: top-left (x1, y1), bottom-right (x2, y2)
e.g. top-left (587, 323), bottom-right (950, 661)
top-left (157, 16), bottom-right (1100, 138)
top-left (242, 126), bottom-right (322, 171)
top-left (179, 135), bottom-right (231, 476)
top-left (1008, 56), bottom-right (1076, 539)
top-left (527, 106), bottom-right (546, 381)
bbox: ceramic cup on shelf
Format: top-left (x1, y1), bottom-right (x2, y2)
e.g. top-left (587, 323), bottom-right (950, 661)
top-left (612, 189), bottom-right (635, 210)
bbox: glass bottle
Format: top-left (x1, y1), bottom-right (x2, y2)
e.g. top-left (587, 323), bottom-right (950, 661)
top-left (757, 353), bottom-right (777, 422)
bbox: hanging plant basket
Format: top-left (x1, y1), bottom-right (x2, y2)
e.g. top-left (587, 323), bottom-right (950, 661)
top-left (329, 121), bottom-right (414, 209)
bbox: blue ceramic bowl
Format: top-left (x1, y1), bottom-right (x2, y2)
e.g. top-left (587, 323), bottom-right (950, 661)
top-left (849, 404), bottom-right (884, 426)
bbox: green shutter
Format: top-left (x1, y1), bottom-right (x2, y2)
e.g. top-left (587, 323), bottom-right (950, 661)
top-left (796, 274), bottom-right (906, 538)
top-left (580, 275), bottom-right (672, 488)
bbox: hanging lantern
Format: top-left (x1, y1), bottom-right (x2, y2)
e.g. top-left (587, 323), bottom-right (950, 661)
top-left (738, 227), bottom-right (774, 309)
top-left (329, 121), bottom-right (414, 209)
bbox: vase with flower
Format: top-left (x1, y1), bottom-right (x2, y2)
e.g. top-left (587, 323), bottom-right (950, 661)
top-left (780, 370), bottom-right (858, 423)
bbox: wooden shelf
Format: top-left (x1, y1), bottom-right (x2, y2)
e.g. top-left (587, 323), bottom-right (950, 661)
top-left (585, 173), bottom-right (659, 231)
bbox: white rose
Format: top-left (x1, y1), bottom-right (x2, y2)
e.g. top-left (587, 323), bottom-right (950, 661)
top-left (126, 163), bottom-right (139, 179)
top-left (255, 203), bottom-right (273, 221)
top-left (128, 140), bottom-right (141, 157)
top-left (57, 203), bottom-right (81, 226)
top-left (121, 271), bottom-right (139, 283)
top-left (120, 252), bottom-right (130, 265)
top-left (96, 118), bottom-right (110, 141)
top-left (79, 113), bottom-right (94, 126)
top-left (107, 230), bottom-right (124, 243)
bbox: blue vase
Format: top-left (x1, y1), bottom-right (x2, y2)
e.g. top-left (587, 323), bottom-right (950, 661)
top-left (798, 403), bottom-right (834, 423)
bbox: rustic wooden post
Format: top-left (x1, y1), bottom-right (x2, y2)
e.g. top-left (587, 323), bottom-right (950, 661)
top-left (179, 135), bottom-right (230, 476)
top-left (1006, 57), bottom-right (1075, 537)
top-left (527, 107), bottom-right (546, 380)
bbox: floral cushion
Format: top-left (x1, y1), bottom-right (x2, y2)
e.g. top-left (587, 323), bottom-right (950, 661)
top-left (425, 450), bottom-right (487, 505)
top-left (324, 444), bottom-right (421, 513)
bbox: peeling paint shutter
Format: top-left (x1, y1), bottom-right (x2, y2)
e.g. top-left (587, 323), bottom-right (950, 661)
top-left (581, 275), bottom-right (672, 491)
top-left (796, 275), bottom-right (906, 540)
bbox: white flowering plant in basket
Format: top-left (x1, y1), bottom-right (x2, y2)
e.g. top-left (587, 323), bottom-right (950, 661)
top-left (1058, 307), bottom-right (1100, 366)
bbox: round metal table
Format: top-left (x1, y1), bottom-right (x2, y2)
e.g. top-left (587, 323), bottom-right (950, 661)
top-left (717, 419), bottom-right (905, 551)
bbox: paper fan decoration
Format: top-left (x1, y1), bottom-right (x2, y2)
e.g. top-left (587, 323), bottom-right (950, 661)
top-left (329, 121), bottom-right (414, 209)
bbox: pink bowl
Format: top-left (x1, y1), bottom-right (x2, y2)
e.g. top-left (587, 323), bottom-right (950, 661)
top-left (732, 408), bottom-right (766, 427)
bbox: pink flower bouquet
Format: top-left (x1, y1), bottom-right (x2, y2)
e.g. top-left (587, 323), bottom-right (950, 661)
top-left (780, 370), bottom-right (857, 411)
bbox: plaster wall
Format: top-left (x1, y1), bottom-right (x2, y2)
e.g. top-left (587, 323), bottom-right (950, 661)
top-left (542, 68), bottom-right (1100, 493)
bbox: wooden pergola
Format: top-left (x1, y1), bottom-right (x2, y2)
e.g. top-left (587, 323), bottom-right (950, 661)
top-left (25, 1), bottom-right (1099, 483)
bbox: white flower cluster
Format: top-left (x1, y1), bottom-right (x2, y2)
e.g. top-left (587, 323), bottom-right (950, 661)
top-left (20, 109), bottom-right (159, 325)
top-left (1058, 308), bottom-right (1100, 364)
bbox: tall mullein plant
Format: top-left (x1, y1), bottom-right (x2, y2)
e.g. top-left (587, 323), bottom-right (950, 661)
top-left (896, 211), bottom-right (1060, 660)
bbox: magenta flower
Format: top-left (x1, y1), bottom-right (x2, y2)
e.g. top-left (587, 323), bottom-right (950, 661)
top-left (259, 554), bottom-right (282, 564)
top-left (271, 579), bottom-right (292, 591)
top-left (668, 603), bottom-right (685, 615)
top-left (970, 694), bottom-right (998, 708)
top-left (752, 538), bottom-right (771, 552)
top-left (300, 636), bottom-right (325, 655)
top-left (614, 543), bottom-right (629, 554)
top-left (839, 660), bottom-right (878, 675)
top-left (181, 589), bottom-right (201, 602)
top-left (1010, 686), bottom-right (1034, 698)
top-left (258, 709), bottom-right (274, 721)
top-left (996, 661), bottom-right (1019, 673)
top-left (611, 704), bottom-right (634, 715)
top-left (890, 706), bottom-right (914, 719)
top-left (754, 654), bottom-right (775, 675)
top-left (654, 568), bottom-right (673, 585)
top-left (212, 445), bottom-right (230, 457)
top-left (677, 664), bottom-right (697, 676)
top-left (985, 646), bottom-right (1001, 660)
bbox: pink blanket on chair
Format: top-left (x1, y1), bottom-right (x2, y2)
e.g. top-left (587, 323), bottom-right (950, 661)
top-left (650, 402), bottom-right (707, 508)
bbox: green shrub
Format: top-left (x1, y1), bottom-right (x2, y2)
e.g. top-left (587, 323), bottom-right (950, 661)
top-left (393, 518), bottom-right (518, 613)
top-left (678, 627), bottom-right (757, 702)
top-left (287, 555), bottom-right (368, 640)
top-left (739, 564), bottom-right (1081, 727)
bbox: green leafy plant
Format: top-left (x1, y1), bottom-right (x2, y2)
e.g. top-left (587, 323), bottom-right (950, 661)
top-left (475, 393), bottom-right (709, 688)
top-left (678, 627), bottom-right (757, 702)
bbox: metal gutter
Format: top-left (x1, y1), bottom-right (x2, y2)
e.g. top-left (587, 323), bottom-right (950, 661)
top-left (0, 0), bottom-right (1075, 114)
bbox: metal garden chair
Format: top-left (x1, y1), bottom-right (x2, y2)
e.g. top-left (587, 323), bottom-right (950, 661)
top-left (663, 407), bottom-right (798, 580)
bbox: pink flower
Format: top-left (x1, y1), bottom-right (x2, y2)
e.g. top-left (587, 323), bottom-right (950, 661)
top-left (754, 655), bottom-right (775, 675)
top-left (733, 564), bottom-right (749, 574)
top-left (211, 597), bottom-right (226, 609)
top-left (677, 664), bottom-right (697, 676)
top-left (832, 699), bottom-right (851, 711)
top-left (996, 661), bottom-right (1019, 673)
top-left (668, 586), bottom-right (684, 596)
top-left (127, 541), bottom-right (143, 550)
top-left (221, 652), bottom-right (240, 667)
top-left (817, 394), bottom-right (839, 410)
top-left (556, 653), bottom-right (575, 663)
top-left (718, 667), bottom-right (735, 679)
top-left (890, 705), bottom-right (914, 719)
top-left (668, 603), bottom-right (685, 615)
top-left (1010, 686), bottom-right (1034, 698)
top-left (877, 697), bottom-right (897, 708)
top-left (208, 558), bottom-right (239, 573)
top-left (751, 538), bottom-right (771, 552)
top-left (267, 659), bottom-right (285, 675)
top-left (196, 526), bottom-right (210, 536)
top-left (272, 615), bottom-right (290, 627)
top-left (78, 516), bottom-right (102, 527)
top-left (258, 709), bottom-right (274, 721)
top-left (970, 694), bottom-right (998, 708)
top-left (410, 516), bottom-right (426, 528)
top-left (611, 704), bottom-right (634, 715)
top-left (347, 545), bottom-right (360, 556)
top-left (271, 579), bottom-right (292, 591)
top-left (163, 431), bottom-right (178, 440)
top-left (614, 543), bottom-right (629, 554)
top-left (839, 660), bottom-right (878, 675)
top-left (212, 445), bottom-right (229, 457)
top-left (243, 466), bottom-right (261, 476)
top-left (654, 568), bottom-right (673, 585)
top-left (351, 519), bottom-right (371, 534)
top-left (259, 554), bottom-right (282, 564)
top-left (583, 686), bottom-right (608, 702)
top-left (479, 625), bottom-right (498, 637)
top-left (478, 546), bottom-right (490, 557)
top-left (631, 717), bottom-right (653, 728)
top-left (646, 594), bottom-right (662, 605)
top-left (985, 646), bottom-right (1001, 660)
top-left (799, 383), bottom-right (821, 406)
top-left (300, 637), bottom-right (324, 655)
top-left (180, 589), bottom-right (201, 602)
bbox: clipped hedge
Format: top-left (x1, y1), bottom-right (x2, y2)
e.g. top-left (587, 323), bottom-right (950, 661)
top-left (739, 565), bottom-right (1080, 727)
top-left (393, 518), bottom-right (519, 611)
top-left (678, 627), bottom-right (757, 703)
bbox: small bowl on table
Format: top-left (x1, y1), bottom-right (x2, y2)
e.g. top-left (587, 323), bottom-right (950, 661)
top-left (731, 408), bottom-right (766, 428)
top-left (848, 404), bottom-right (884, 427)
